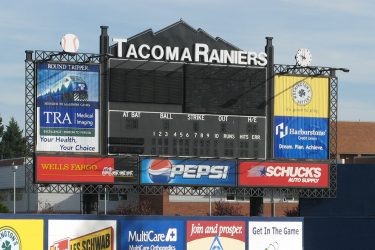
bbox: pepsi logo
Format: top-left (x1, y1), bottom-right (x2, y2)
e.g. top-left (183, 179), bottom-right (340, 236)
top-left (148, 159), bottom-right (173, 183)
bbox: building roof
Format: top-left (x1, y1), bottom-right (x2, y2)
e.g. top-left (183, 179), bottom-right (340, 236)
top-left (0, 157), bottom-right (24, 167)
top-left (338, 121), bottom-right (375, 154)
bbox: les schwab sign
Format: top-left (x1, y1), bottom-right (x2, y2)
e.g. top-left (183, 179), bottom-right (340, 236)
top-left (113, 39), bottom-right (268, 66)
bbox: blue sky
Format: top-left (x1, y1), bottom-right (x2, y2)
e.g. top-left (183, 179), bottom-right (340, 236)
top-left (1, 0), bottom-right (374, 129)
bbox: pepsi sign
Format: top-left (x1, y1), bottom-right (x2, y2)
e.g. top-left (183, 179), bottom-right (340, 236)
top-left (141, 158), bottom-right (236, 186)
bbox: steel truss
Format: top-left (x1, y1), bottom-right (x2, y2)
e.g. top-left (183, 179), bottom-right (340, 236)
top-left (25, 53), bottom-right (337, 199)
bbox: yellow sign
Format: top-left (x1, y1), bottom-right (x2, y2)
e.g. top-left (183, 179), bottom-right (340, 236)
top-left (274, 75), bottom-right (329, 118)
top-left (0, 219), bottom-right (44, 250)
top-left (69, 227), bottom-right (113, 250)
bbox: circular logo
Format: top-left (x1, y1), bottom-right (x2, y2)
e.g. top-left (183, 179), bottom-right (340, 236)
top-left (148, 159), bottom-right (172, 183)
top-left (292, 81), bottom-right (312, 106)
top-left (0, 227), bottom-right (21, 250)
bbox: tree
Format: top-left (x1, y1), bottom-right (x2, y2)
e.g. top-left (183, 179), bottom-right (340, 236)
top-left (212, 201), bottom-right (243, 216)
top-left (0, 118), bottom-right (26, 159)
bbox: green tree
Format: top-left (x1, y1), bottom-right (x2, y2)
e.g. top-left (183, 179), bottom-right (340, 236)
top-left (0, 117), bottom-right (25, 159)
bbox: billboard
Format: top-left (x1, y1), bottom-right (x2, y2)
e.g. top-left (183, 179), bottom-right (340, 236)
top-left (273, 116), bottom-right (328, 159)
top-left (248, 220), bottom-right (303, 250)
top-left (0, 219), bottom-right (44, 249)
top-left (120, 218), bottom-right (185, 250)
top-left (274, 76), bottom-right (329, 118)
top-left (35, 155), bottom-right (138, 184)
top-left (36, 62), bottom-right (100, 153)
top-left (187, 220), bottom-right (246, 250)
top-left (48, 219), bottom-right (117, 250)
top-left (238, 161), bottom-right (329, 188)
top-left (140, 158), bottom-right (236, 186)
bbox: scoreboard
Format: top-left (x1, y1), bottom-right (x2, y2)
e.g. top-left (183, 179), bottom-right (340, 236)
top-left (108, 110), bottom-right (266, 158)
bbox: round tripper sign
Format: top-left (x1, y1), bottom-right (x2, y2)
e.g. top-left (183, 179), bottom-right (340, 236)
top-left (60, 33), bottom-right (80, 53)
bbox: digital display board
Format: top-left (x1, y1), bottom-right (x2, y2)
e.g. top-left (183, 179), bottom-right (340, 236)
top-left (36, 62), bottom-right (100, 153)
top-left (108, 110), bottom-right (266, 158)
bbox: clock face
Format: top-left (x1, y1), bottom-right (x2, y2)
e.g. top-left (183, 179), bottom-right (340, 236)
top-left (295, 48), bottom-right (312, 67)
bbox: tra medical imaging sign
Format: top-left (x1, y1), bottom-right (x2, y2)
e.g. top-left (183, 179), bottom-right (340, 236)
top-left (48, 220), bottom-right (116, 250)
top-left (120, 219), bottom-right (184, 250)
top-left (36, 62), bottom-right (100, 153)
top-left (238, 161), bottom-right (329, 188)
top-left (140, 158), bottom-right (236, 186)
top-left (248, 220), bottom-right (303, 250)
top-left (274, 76), bottom-right (329, 159)
top-left (187, 221), bottom-right (246, 250)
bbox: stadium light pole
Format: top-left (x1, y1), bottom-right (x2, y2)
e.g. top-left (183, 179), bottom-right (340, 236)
top-left (12, 162), bottom-right (18, 214)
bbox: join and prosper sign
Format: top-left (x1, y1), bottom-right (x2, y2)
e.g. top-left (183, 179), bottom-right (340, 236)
top-left (36, 62), bottom-right (100, 153)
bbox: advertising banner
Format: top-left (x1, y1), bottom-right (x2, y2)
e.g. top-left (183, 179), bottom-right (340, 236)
top-left (274, 116), bottom-right (328, 159)
top-left (36, 62), bottom-right (100, 153)
top-left (187, 220), bottom-right (246, 250)
top-left (35, 155), bottom-right (138, 184)
top-left (0, 219), bottom-right (44, 250)
top-left (238, 161), bottom-right (329, 188)
top-left (48, 220), bottom-right (116, 250)
top-left (120, 219), bottom-right (184, 250)
top-left (274, 75), bottom-right (329, 118)
top-left (140, 158), bottom-right (236, 186)
top-left (248, 220), bottom-right (303, 250)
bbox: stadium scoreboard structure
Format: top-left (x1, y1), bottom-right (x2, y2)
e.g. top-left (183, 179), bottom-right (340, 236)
top-left (24, 20), bottom-right (341, 198)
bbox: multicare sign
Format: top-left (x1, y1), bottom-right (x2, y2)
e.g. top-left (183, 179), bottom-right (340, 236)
top-left (36, 62), bottom-right (100, 153)
top-left (187, 221), bottom-right (246, 249)
top-left (238, 161), bottom-right (329, 188)
top-left (273, 116), bottom-right (328, 159)
top-left (248, 220), bottom-right (303, 250)
top-left (140, 158), bottom-right (236, 186)
top-left (0, 219), bottom-right (44, 250)
top-left (120, 219), bottom-right (184, 250)
top-left (48, 220), bottom-right (116, 250)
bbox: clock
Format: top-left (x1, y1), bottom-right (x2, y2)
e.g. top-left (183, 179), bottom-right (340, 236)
top-left (295, 48), bottom-right (312, 67)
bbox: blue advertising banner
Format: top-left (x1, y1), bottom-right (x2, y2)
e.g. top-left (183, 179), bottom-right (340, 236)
top-left (141, 158), bottom-right (236, 186)
top-left (120, 218), bottom-right (185, 250)
top-left (274, 116), bottom-right (328, 159)
top-left (36, 62), bottom-right (100, 153)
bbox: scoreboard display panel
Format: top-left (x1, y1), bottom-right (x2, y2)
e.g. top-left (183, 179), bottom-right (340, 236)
top-left (109, 59), bottom-right (267, 159)
top-left (109, 110), bottom-right (266, 158)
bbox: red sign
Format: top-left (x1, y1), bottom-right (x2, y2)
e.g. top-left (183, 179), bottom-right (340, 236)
top-left (187, 221), bottom-right (246, 250)
top-left (239, 161), bottom-right (329, 188)
top-left (36, 155), bottom-right (115, 183)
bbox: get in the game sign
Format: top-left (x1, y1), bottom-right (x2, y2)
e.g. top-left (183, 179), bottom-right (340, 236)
top-left (238, 161), bottom-right (329, 188)
top-left (36, 62), bottom-right (100, 153)
top-left (140, 158), bottom-right (236, 186)
top-left (249, 220), bottom-right (303, 250)
top-left (120, 219), bottom-right (184, 250)
top-left (187, 221), bottom-right (246, 250)
top-left (274, 116), bottom-right (328, 159)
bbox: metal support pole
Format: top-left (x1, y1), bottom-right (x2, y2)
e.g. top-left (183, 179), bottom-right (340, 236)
top-left (12, 162), bottom-right (18, 214)
top-left (104, 187), bottom-right (107, 215)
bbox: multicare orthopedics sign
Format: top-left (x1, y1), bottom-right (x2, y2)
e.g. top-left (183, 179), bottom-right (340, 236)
top-left (120, 219), bottom-right (185, 250)
top-left (187, 221), bottom-right (246, 249)
top-left (239, 161), bottom-right (329, 188)
top-left (36, 62), bottom-right (100, 153)
top-left (274, 116), bottom-right (328, 159)
top-left (140, 158), bottom-right (236, 186)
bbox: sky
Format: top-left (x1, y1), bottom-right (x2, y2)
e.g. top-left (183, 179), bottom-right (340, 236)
top-left (1, 0), bottom-right (374, 129)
